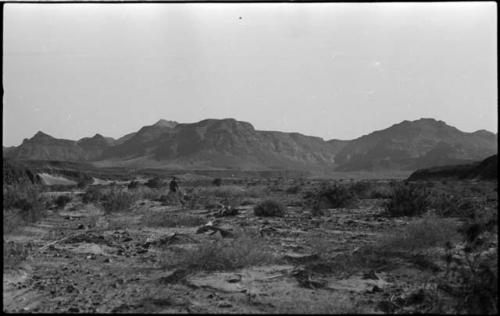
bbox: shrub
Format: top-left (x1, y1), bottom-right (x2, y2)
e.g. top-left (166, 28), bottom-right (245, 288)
top-left (438, 213), bottom-right (498, 314)
top-left (383, 183), bottom-right (430, 217)
top-left (54, 195), bottom-right (72, 209)
top-left (3, 183), bottom-right (44, 212)
top-left (82, 186), bottom-right (105, 204)
top-left (369, 184), bottom-right (393, 199)
top-left (3, 184), bottom-right (46, 229)
top-left (3, 241), bottom-right (30, 269)
top-left (77, 176), bottom-right (93, 189)
top-left (128, 180), bottom-right (140, 190)
top-left (145, 176), bottom-right (165, 189)
top-left (308, 184), bottom-right (357, 210)
top-left (427, 193), bottom-right (480, 218)
top-left (162, 232), bottom-right (274, 271)
top-left (101, 189), bottom-right (137, 213)
top-left (285, 185), bottom-right (301, 194)
top-left (212, 177), bottom-right (222, 186)
top-left (349, 181), bottom-right (372, 198)
top-left (254, 199), bottom-right (286, 217)
top-left (379, 214), bottom-right (461, 253)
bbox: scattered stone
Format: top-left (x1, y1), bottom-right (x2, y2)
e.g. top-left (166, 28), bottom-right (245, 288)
top-left (218, 302), bottom-right (233, 308)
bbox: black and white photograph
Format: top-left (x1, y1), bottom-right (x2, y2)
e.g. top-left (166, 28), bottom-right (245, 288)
top-left (2, 1), bottom-right (498, 314)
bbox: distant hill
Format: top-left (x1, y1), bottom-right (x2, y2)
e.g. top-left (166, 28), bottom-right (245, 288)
top-left (408, 154), bottom-right (498, 181)
top-left (334, 118), bottom-right (497, 171)
top-left (4, 118), bottom-right (497, 172)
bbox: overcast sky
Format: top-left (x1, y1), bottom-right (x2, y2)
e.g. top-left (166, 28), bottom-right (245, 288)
top-left (3, 2), bottom-right (497, 146)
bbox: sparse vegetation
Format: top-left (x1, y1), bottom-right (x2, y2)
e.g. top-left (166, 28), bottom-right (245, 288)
top-left (142, 211), bottom-right (206, 227)
top-left (145, 176), bottom-right (165, 189)
top-left (3, 183), bottom-right (46, 232)
top-left (383, 182), bottom-right (430, 217)
top-left (212, 177), bottom-right (222, 186)
top-left (306, 183), bottom-right (357, 212)
top-left (254, 199), bottom-right (286, 217)
top-left (3, 241), bottom-right (30, 269)
top-left (379, 213), bottom-right (461, 253)
top-left (100, 188), bottom-right (137, 213)
top-left (162, 231), bottom-right (275, 272)
top-left (54, 195), bottom-right (72, 209)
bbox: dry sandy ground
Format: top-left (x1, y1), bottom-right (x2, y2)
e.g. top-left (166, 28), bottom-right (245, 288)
top-left (3, 197), bottom-right (460, 313)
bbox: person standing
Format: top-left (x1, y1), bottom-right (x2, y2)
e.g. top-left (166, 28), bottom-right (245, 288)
top-left (169, 176), bottom-right (179, 193)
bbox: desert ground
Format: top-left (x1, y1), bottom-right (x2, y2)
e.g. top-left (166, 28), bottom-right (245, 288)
top-left (3, 175), bottom-right (498, 314)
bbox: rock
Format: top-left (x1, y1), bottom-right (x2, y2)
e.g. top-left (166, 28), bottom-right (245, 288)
top-left (218, 302), bottom-right (233, 308)
top-left (77, 224), bottom-right (85, 230)
top-left (196, 225), bottom-right (233, 237)
top-left (67, 307), bottom-right (80, 313)
top-left (225, 274), bottom-right (242, 283)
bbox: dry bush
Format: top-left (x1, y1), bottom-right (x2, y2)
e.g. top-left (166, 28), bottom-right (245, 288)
top-left (3, 184), bottom-right (46, 232)
top-left (145, 176), bottom-right (166, 189)
top-left (101, 188), bottom-right (138, 213)
top-left (82, 186), bottom-right (105, 204)
top-left (305, 184), bottom-right (357, 212)
top-left (254, 199), bottom-right (286, 217)
top-left (349, 181), bottom-right (373, 198)
top-left (212, 177), bottom-right (222, 186)
top-left (142, 211), bottom-right (206, 227)
top-left (285, 185), bottom-right (301, 194)
top-left (3, 241), bottom-right (30, 269)
top-left (54, 195), bottom-right (72, 209)
top-left (369, 184), bottom-right (393, 199)
top-left (162, 231), bottom-right (275, 272)
top-left (383, 182), bottom-right (430, 217)
top-left (379, 214), bottom-right (461, 253)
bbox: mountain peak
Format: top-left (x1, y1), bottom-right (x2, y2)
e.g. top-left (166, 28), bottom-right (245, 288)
top-left (32, 131), bottom-right (54, 140)
top-left (153, 119), bottom-right (178, 128)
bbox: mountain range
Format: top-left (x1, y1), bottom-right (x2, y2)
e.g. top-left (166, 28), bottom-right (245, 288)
top-left (4, 118), bottom-right (497, 172)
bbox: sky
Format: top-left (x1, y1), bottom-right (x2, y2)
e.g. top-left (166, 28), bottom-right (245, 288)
top-left (3, 2), bottom-right (497, 146)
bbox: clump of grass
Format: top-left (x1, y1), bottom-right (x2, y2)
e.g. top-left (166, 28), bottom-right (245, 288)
top-left (162, 231), bottom-right (275, 271)
top-left (142, 211), bottom-right (206, 227)
top-left (254, 199), bottom-right (286, 217)
top-left (383, 182), bottom-right (430, 217)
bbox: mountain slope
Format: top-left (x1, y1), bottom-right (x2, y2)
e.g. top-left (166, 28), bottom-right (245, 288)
top-left (102, 119), bottom-right (343, 170)
top-left (334, 118), bottom-right (497, 171)
top-left (6, 132), bottom-right (89, 161)
top-left (408, 154), bottom-right (498, 181)
top-left (4, 118), bottom-right (497, 172)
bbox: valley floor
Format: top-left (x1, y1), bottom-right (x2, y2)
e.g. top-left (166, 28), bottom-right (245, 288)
top-left (3, 181), bottom-right (498, 314)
